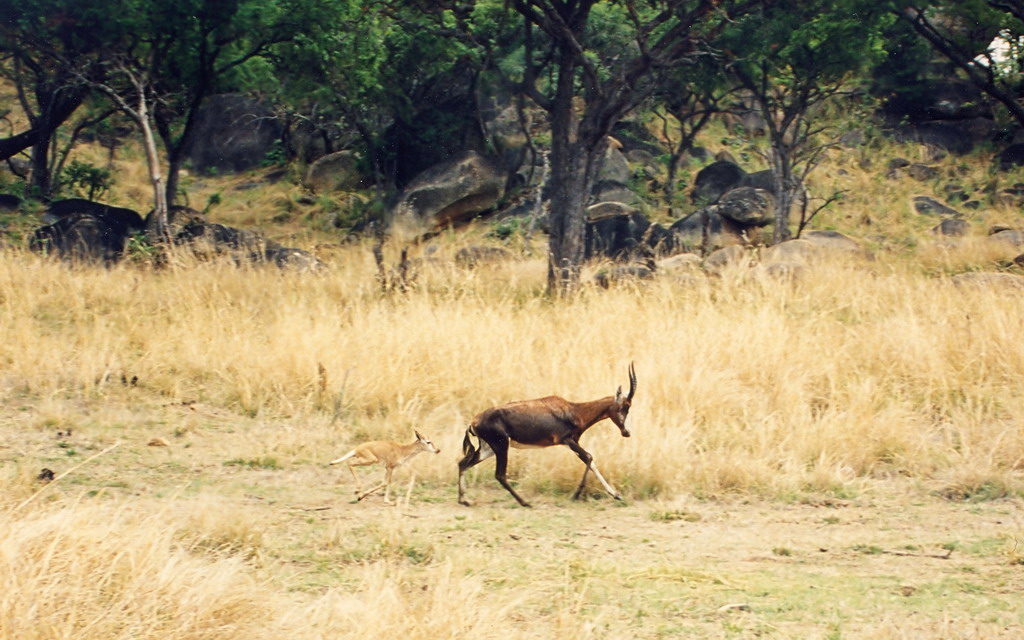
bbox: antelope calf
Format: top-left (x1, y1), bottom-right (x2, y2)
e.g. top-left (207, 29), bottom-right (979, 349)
top-left (330, 431), bottom-right (439, 504)
top-left (458, 363), bottom-right (636, 507)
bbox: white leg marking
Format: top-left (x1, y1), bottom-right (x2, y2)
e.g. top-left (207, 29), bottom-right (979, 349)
top-left (477, 440), bottom-right (495, 463)
top-left (587, 462), bottom-right (620, 498)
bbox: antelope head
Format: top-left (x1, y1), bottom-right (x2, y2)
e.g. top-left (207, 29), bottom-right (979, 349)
top-left (415, 430), bottom-right (441, 455)
top-left (610, 362), bottom-right (637, 437)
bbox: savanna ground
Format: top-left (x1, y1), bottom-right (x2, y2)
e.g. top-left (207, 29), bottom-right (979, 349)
top-left (2, 132), bottom-right (1024, 638)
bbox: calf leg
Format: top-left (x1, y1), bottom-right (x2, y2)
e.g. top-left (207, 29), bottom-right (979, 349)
top-left (356, 464), bottom-right (395, 502)
top-left (347, 456), bottom-right (378, 495)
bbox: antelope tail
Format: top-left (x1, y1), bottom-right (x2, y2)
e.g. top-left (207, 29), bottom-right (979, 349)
top-left (329, 450), bottom-right (356, 465)
top-left (462, 425), bottom-right (480, 458)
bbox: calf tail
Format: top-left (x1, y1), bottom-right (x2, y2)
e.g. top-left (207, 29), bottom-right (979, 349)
top-left (329, 450), bottom-right (356, 465)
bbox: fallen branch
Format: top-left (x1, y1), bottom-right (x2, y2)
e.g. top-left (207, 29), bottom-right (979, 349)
top-left (882, 548), bottom-right (954, 560)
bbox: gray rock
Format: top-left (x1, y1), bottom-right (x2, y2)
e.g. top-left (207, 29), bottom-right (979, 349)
top-left (951, 272), bottom-right (1024, 290)
top-left (304, 150), bottom-right (364, 193)
top-left (932, 219), bottom-right (969, 237)
top-left (183, 94), bottom-right (282, 174)
top-left (390, 151), bottom-right (506, 232)
top-left (913, 196), bottom-right (961, 217)
top-left (716, 187), bottom-right (774, 226)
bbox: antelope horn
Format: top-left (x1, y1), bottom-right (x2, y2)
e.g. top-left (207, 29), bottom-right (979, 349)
top-left (627, 362), bottom-right (637, 401)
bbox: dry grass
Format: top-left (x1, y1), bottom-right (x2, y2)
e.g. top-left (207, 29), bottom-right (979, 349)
top-left (4, 240), bottom-right (1023, 497)
top-left (3, 131), bottom-right (1024, 637)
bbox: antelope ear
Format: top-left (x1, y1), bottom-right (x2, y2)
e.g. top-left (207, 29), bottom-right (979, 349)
top-left (615, 385), bottom-right (623, 402)
top-left (415, 430), bottom-right (424, 440)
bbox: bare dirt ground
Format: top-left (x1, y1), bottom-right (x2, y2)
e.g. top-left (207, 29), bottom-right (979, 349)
top-left (3, 398), bottom-right (1023, 639)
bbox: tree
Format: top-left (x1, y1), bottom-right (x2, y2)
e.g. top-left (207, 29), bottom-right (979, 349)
top-left (650, 55), bottom-right (729, 219)
top-left (894, 0), bottom-right (1024, 129)
top-left (501, 0), bottom-right (761, 294)
top-left (142, 0), bottom-right (340, 207)
top-left (270, 2), bottom-right (481, 196)
top-left (0, 0), bottom-right (114, 195)
top-left (720, 0), bottom-right (891, 243)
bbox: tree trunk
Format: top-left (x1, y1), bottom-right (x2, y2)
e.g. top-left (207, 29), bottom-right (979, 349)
top-left (547, 148), bottom-right (591, 293)
top-left (29, 137), bottom-right (51, 197)
top-left (136, 95), bottom-right (169, 243)
top-left (545, 37), bottom-right (598, 295)
top-left (769, 144), bottom-right (793, 244)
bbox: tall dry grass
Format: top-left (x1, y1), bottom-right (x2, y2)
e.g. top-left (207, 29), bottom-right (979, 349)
top-left (0, 496), bottom-right (565, 640)
top-left (4, 137), bottom-right (1024, 638)
top-left (2, 240), bottom-right (1023, 500)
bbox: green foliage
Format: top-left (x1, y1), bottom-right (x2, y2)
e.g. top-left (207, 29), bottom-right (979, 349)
top-left (723, 0), bottom-right (894, 84)
top-left (203, 192), bottom-right (222, 215)
top-left (124, 234), bottom-right (160, 265)
top-left (58, 160), bottom-right (112, 201)
top-left (260, 143), bottom-right (287, 168)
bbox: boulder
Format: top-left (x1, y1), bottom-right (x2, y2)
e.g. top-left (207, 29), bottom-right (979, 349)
top-left (590, 142), bottom-right (638, 205)
top-left (145, 205), bottom-right (206, 244)
top-left (757, 261), bottom-right (807, 282)
top-left (988, 228), bottom-right (1024, 247)
top-left (997, 144), bottom-right (1024, 171)
top-left (585, 208), bottom-right (651, 260)
top-left (31, 213), bottom-right (132, 264)
top-left (691, 160), bottom-right (745, 205)
top-left (481, 101), bottom-right (529, 175)
top-left (586, 201), bottom-right (637, 221)
top-left (174, 220), bottom-right (275, 259)
top-left (31, 199), bottom-right (146, 264)
top-left (643, 222), bottom-right (677, 256)
top-left (668, 209), bottom-right (737, 251)
top-left (995, 184), bottom-right (1024, 207)
top-left (951, 272), bottom-right (1024, 290)
top-left (932, 219), bottom-right (970, 237)
top-left (716, 187), bottom-right (774, 226)
top-left (913, 196), bottom-right (961, 217)
top-left (182, 94), bottom-right (283, 174)
top-left (44, 199), bottom-right (145, 236)
top-left (703, 244), bottom-right (749, 273)
top-left (656, 253), bottom-right (702, 272)
top-left (800, 230), bottom-right (865, 256)
top-left (761, 238), bottom-right (821, 264)
top-left (0, 194), bottom-right (20, 211)
top-left (390, 151), bottom-right (505, 232)
top-left (267, 246), bottom-right (324, 271)
top-left (455, 245), bottom-right (513, 267)
top-left (304, 150), bottom-right (364, 193)
top-left (906, 163), bottom-right (940, 181)
top-left (594, 264), bottom-right (655, 288)
top-left (887, 119), bottom-right (993, 155)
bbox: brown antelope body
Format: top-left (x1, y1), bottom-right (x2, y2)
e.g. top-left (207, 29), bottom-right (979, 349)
top-left (458, 364), bottom-right (636, 507)
top-left (330, 431), bottom-right (439, 504)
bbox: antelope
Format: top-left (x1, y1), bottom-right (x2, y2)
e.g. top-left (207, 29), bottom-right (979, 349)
top-left (329, 431), bottom-right (440, 504)
top-left (458, 363), bottom-right (636, 507)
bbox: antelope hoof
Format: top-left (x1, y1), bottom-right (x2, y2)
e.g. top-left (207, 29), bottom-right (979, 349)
top-left (613, 494), bottom-right (623, 501)
top-left (458, 499), bottom-right (472, 507)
